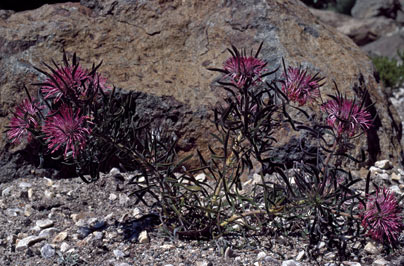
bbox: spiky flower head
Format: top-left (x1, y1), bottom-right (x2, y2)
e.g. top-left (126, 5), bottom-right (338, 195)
top-left (6, 98), bottom-right (43, 144)
top-left (360, 187), bottom-right (404, 244)
top-left (281, 66), bottom-right (322, 106)
top-left (43, 105), bottom-right (91, 158)
top-left (216, 43), bottom-right (267, 88)
top-left (38, 53), bottom-right (110, 103)
top-left (321, 92), bottom-right (372, 137)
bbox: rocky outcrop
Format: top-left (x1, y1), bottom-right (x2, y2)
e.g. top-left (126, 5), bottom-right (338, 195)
top-left (0, 0), bottom-right (402, 171)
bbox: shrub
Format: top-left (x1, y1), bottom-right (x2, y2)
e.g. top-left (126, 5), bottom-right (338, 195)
top-left (5, 44), bottom-right (404, 257)
top-left (371, 51), bottom-right (404, 89)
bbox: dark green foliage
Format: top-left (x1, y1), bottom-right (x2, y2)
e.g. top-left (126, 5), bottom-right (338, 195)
top-left (371, 52), bottom-right (404, 89)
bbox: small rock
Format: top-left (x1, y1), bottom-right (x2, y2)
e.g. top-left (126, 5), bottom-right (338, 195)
top-left (2, 186), bottom-right (13, 197)
top-left (60, 242), bottom-right (70, 253)
top-left (16, 235), bottom-right (46, 251)
top-left (41, 244), bottom-right (55, 258)
top-left (224, 247), bottom-right (234, 258)
top-left (77, 227), bottom-right (92, 239)
top-left (282, 260), bottom-right (301, 266)
top-left (36, 219), bottom-right (54, 229)
top-left (138, 230), bottom-right (149, 243)
top-left (364, 241), bottom-right (383, 254)
top-left (317, 241), bottom-right (326, 249)
top-left (44, 177), bottom-right (54, 187)
top-left (27, 188), bottom-right (34, 200)
top-left (378, 173), bottom-right (390, 181)
top-left (115, 264), bottom-right (131, 266)
top-left (119, 193), bottom-right (130, 205)
top-left (296, 250), bottom-right (305, 261)
top-left (254, 262), bottom-right (260, 266)
top-left (18, 182), bottom-right (32, 189)
top-left (39, 227), bottom-right (58, 238)
top-left (253, 173), bottom-right (262, 184)
top-left (109, 167), bottom-right (121, 176)
top-left (372, 258), bottom-right (389, 266)
top-left (109, 193), bottom-right (117, 201)
top-left (391, 172), bottom-right (402, 182)
top-left (6, 207), bottom-right (23, 217)
top-left (44, 190), bottom-right (53, 199)
top-left (93, 231), bottom-right (103, 240)
top-left (195, 173), bottom-right (206, 182)
top-left (398, 168), bottom-right (404, 176)
top-left (113, 249), bottom-right (125, 258)
top-left (369, 166), bottom-right (381, 174)
top-left (88, 218), bottom-right (105, 230)
top-left (375, 160), bottom-right (392, 170)
top-left (24, 205), bottom-right (33, 217)
top-left (132, 207), bottom-right (142, 218)
top-left (53, 231), bottom-right (68, 243)
top-left (257, 251), bottom-right (267, 260)
top-left (161, 243), bottom-right (174, 249)
top-left (343, 262), bottom-right (361, 266)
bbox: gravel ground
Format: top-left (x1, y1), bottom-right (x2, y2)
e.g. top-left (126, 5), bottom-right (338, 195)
top-left (1, 161), bottom-right (404, 266)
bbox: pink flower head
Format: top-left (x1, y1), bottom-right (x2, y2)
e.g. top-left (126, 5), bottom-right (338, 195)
top-left (282, 66), bottom-right (322, 106)
top-left (321, 93), bottom-right (372, 137)
top-left (43, 105), bottom-right (91, 158)
top-left (360, 187), bottom-right (404, 244)
top-left (7, 98), bottom-right (43, 144)
top-left (40, 61), bottom-right (111, 103)
top-left (222, 44), bottom-right (267, 88)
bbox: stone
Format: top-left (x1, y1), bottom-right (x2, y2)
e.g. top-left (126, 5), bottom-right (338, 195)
top-left (257, 251), bottom-right (267, 260)
top-left (2, 186), bottom-right (13, 197)
top-left (296, 250), bottom-right (305, 261)
top-left (138, 230), bottom-right (149, 244)
top-left (109, 167), bottom-right (120, 176)
top-left (132, 207), bottom-right (142, 219)
top-left (113, 249), bottom-right (125, 258)
top-left (119, 193), bottom-right (130, 205)
top-left (60, 242), bottom-right (70, 253)
top-left (0, 0), bottom-right (401, 172)
top-left (39, 227), bottom-right (58, 238)
top-left (372, 258), bottom-right (389, 266)
top-left (87, 217), bottom-right (105, 230)
top-left (352, 0), bottom-right (401, 19)
top-left (109, 193), bottom-right (117, 201)
top-left (44, 190), bottom-right (53, 199)
top-left (282, 260), bottom-right (301, 266)
top-left (374, 160), bottom-right (393, 169)
top-left (390, 185), bottom-right (402, 194)
top-left (224, 247), bottom-right (233, 258)
top-left (18, 182), bottom-right (32, 189)
top-left (362, 29), bottom-right (404, 61)
top-left (195, 173), bottom-right (206, 182)
top-left (93, 231), bottom-right (103, 240)
top-left (36, 219), bottom-right (54, 229)
top-left (27, 188), bottom-right (33, 200)
top-left (16, 235), bottom-right (46, 251)
top-left (40, 244), bottom-right (55, 258)
top-left (309, 8), bottom-right (398, 46)
top-left (364, 241), bottom-right (383, 254)
top-left (391, 172), bottom-right (402, 182)
top-left (53, 231), bottom-right (68, 243)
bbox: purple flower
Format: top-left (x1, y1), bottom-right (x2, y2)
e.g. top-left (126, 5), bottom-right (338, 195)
top-left (321, 93), bottom-right (372, 137)
top-left (360, 187), bottom-right (404, 244)
top-left (43, 105), bottom-right (91, 158)
top-left (282, 67), bottom-right (322, 106)
top-left (6, 98), bottom-right (43, 144)
top-left (41, 65), bottom-right (110, 103)
top-left (223, 55), bottom-right (267, 87)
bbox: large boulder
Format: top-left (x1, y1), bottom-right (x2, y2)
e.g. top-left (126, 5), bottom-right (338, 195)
top-left (0, 0), bottom-right (402, 173)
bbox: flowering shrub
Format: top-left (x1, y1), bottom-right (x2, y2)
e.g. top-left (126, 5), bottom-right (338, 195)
top-left (5, 44), bottom-right (404, 257)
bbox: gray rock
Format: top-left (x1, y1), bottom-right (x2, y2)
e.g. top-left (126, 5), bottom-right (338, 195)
top-left (5, 207), bottom-right (23, 217)
top-left (296, 250), bottom-right (305, 261)
top-left (113, 249), bottom-right (125, 258)
top-left (257, 251), bottom-right (267, 260)
top-left (18, 182), bottom-right (32, 189)
top-left (352, 0), bottom-right (398, 19)
top-left (374, 159), bottom-right (393, 169)
top-left (362, 29), bottom-right (404, 61)
top-left (39, 227), bottom-right (58, 238)
top-left (40, 244), bottom-right (55, 258)
top-left (93, 231), bottom-right (103, 240)
top-left (1, 186), bottom-right (13, 197)
top-left (87, 218), bottom-right (105, 230)
top-left (16, 235), bottom-right (46, 251)
top-left (364, 241), bottom-right (383, 254)
top-left (372, 258), bottom-right (389, 266)
top-left (60, 242), bottom-right (70, 253)
top-left (36, 219), bottom-right (54, 229)
top-left (282, 260), bottom-right (302, 266)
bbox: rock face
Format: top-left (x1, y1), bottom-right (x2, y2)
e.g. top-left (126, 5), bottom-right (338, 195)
top-left (0, 0), bottom-right (403, 171)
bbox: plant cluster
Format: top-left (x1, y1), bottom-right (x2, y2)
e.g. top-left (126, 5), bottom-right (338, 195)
top-left (371, 51), bottom-right (404, 89)
top-left (6, 44), bottom-right (404, 260)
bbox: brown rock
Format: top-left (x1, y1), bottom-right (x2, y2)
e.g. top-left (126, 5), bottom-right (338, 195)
top-left (0, 0), bottom-right (402, 171)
